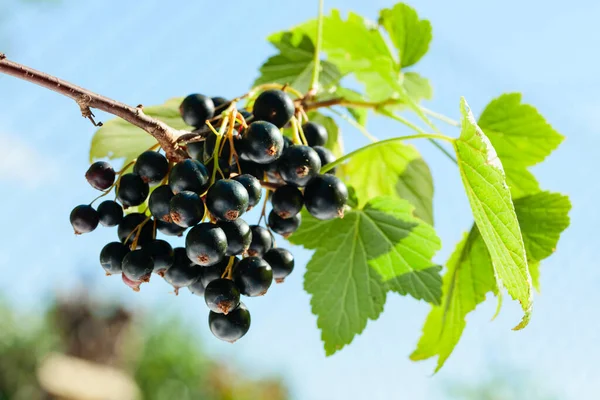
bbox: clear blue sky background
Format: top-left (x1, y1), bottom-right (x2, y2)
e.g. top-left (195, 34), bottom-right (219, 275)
top-left (1, 0), bottom-right (599, 399)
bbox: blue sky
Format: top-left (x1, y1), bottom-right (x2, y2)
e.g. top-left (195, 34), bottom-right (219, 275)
top-left (1, 0), bottom-right (599, 399)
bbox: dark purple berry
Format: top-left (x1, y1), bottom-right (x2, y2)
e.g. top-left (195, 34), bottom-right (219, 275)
top-left (180, 94), bottom-right (215, 128)
top-left (263, 248), bottom-right (294, 283)
top-left (99, 242), bottom-right (129, 276)
top-left (204, 278), bottom-right (240, 314)
top-left (238, 160), bottom-right (265, 180)
top-left (169, 159), bottom-right (209, 195)
top-left (149, 185), bottom-right (174, 222)
top-left (97, 200), bottom-right (123, 227)
top-left (252, 89), bottom-right (295, 128)
top-left (241, 121), bottom-right (284, 164)
top-left (117, 213), bottom-right (153, 248)
top-left (164, 247), bottom-right (202, 294)
top-left (200, 257), bottom-right (238, 287)
top-left (186, 141), bottom-right (205, 160)
top-left (209, 302), bottom-right (251, 343)
top-left (217, 219), bottom-right (252, 256)
top-left (302, 122), bottom-right (328, 147)
top-left (247, 225), bottom-right (273, 257)
top-left (70, 205), bottom-right (99, 234)
top-left (145, 239), bottom-right (174, 276)
top-left (122, 249), bottom-right (154, 284)
top-left (156, 220), bottom-right (186, 237)
top-left (85, 161), bottom-right (115, 191)
top-left (185, 223), bottom-right (228, 266)
top-left (313, 146), bottom-right (336, 174)
top-left (233, 257), bottom-right (273, 297)
top-left (232, 174), bottom-right (262, 209)
top-left (133, 151), bottom-right (169, 184)
top-left (117, 173), bottom-right (149, 208)
top-left (188, 279), bottom-right (206, 297)
top-left (206, 179), bottom-right (249, 221)
top-left (268, 210), bottom-right (301, 237)
top-left (304, 174), bottom-right (349, 220)
top-left (169, 191), bottom-right (205, 228)
top-left (271, 185), bottom-right (303, 218)
top-left (278, 145), bottom-right (321, 187)
top-left (211, 97), bottom-right (230, 115)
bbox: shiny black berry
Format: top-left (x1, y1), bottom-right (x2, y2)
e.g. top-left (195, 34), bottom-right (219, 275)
top-left (233, 257), bottom-right (273, 297)
top-left (99, 242), bottom-right (129, 276)
top-left (169, 191), bottom-right (205, 228)
top-left (304, 174), bottom-right (349, 220)
top-left (212, 96), bottom-right (230, 115)
top-left (70, 205), bottom-right (99, 234)
top-left (149, 185), bottom-right (174, 222)
top-left (206, 179), bottom-right (249, 221)
top-left (185, 223), bottom-right (228, 266)
top-left (203, 132), bottom-right (232, 162)
top-left (238, 160), bottom-right (265, 180)
top-left (133, 151), bottom-right (169, 184)
top-left (217, 219), bottom-right (252, 256)
top-left (241, 121), bottom-right (284, 164)
top-left (188, 279), bottom-right (206, 297)
top-left (85, 161), bottom-right (115, 191)
top-left (122, 249), bottom-right (154, 284)
top-left (263, 248), bottom-right (294, 283)
top-left (169, 159), bottom-right (209, 195)
top-left (239, 109), bottom-right (253, 121)
top-left (117, 173), bottom-right (149, 208)
top-left (247, 225), bottom-right (273, 257)
top-left (180, 94), bottom-right (215, 128)
top-left (164, 247), bottom-right (202, 294)
top-left (156, 220), bottom-right (186, 237)
top-left (209, 302), bottom-right (251, 343)
top-left (232, 174), bottom-right (262, 209)
top-left (97, 200), bottom-right (123, 227)
top-left (200, 257), bottom-right (238, 287)
top-left (268, 211), bottom-right (301, 237)
top-left (252, 89), bottom-right (295, 128)
top-left (117, 213), bottom-right (154, 248)
top-left (278, 145), bottom-right (321, 187)
top-left (145, 239), bottom-right (174, 276)
top-left (204, 278), bottom-right (240, 314)
top-left (313, 146), bottom-right (336, 174)
top-left (186, 141), bottom-right (205, 160)
top-left (302, 122), bottom-right (328, 147)
top-left (271, 185), bottom-right (303, 218)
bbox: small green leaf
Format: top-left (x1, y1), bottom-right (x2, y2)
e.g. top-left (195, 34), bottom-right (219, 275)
top-left (290, 196), bottom-right (441, 355)
top-left (341, 142), bottom-right (434, 225)
top-left (318, 87), bottom-right (369, 126)
top-left (89, 98), bottom-right (191, 165)
top-left (454, 97), bottom-right (531, 329)
top-left (378, 3), bottom-right (432, 68)
top-left (402, 72), bottom-right (433, 102)
top-left (306, 111), bottom-right (343, 158)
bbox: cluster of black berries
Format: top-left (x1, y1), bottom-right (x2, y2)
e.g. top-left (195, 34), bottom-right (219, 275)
top-left (69, 89), bottom-right (348, 343)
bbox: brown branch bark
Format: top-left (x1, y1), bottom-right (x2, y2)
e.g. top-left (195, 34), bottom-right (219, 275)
top-left (0, 53), bottom-right (188, 161)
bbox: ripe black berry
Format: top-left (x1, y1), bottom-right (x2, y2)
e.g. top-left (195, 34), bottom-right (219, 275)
top-left (232, 174), bottom-right (262, 209)
top-left (239, 109), bottom-right (253, 121)
top-left (122, 249), bottom-right (154, 284)
top-left (209, 302), bottom-right (251, 343)
top-left (313, 146), bottom-right (336, 174)
top-left (217, 219), bottom-right (252, 256)
top-left (268, 211), bottom-right (301, 237)
top-left (97, 200), bottom-right (123, 227)
top-left (117, 213), bottom-right (154, 248)
top-left (204, 278), bottom-right (241, 314)
top-left (271, 185), bottom-right (303, 218)
top-left (164, 247), bottom-right (202, 294)
top-left (278, 145), bottom-right (321, 187)
top-left (233, 256), bottom-right (273, 297)
top-left (169, 191), bottom-right (205, 228)
top-left (70, 204), bottom-right (99, 234)
top-left (149, 185), bottom-right (174, 222)
top-left (263, 248), bottom-right (294, 283)
top-left (133, 151), bottom-right (169, 184)
top-left (85, 161), bottom-right (115, 191)
top-left (302, 121), bottom-right (328, 147)
top-left (169, 159), bottom-right (210, 195)
top-left (206, 179), bottom-right (249, 221)
top-left (247, 225), bottom-right (273, 257)
top-left (186, 141), bottom-right (205, 160)
top-left (145, 239), bottom-right (174, 276)
top-left (117, 173), bottom-right (149, 208)
top-left (180, 94), bottom-right (215, 128)
top-left (241, 121), bottom-right (284, 164)
top-left (156, 220), bottom-right (186, 237)
top-left (304, 174), bottom-right (349, 220)
top-left (212, 96), bottom-right (230, 115)
top-left (188, 279), bottom-right (206, 297)
top-left (252, 89), bottom-right (295, 128)
top-left (200, 257), bottom-right (237, 287)
top-left (99, 242), bottom-right (129, 276)
top-left (203, 132), bottom-right (232, 163)
top-left (185, 223), bottom-right (228, 266)
top-left (238, 160), bottom-right (265, 180)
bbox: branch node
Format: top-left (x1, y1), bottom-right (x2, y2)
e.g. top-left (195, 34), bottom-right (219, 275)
top-left (0, 53), bottom-right (6, 60)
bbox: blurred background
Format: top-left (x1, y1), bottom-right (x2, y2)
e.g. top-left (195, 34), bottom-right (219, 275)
top-left (1, 0), bottom-right (599, 399)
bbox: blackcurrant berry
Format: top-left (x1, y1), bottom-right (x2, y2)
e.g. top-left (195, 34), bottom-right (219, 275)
top-left (180, 94), bottom-right (215, 128)
top-left (247, 225), bottom-right (273, 257)
top-left (268, 210), bottom-right (301, 237)
top-left (156, 220), bottom-right (186, 236)
top-left (122, 249), bottom-right (154, 283)
top-left (252, 89), bottom-right (295, 128)
top-left (85, 161), bottom-right (115, 191)
top-left (164, 247), bottom-right (202, 294)
top-left (239, 109), bottom-right (253, 121)
top-left (200, 257), bottom-right (238, 287)
top-left (97, 200), bottom-right (123, 227)
top-left (206, 157), bottom-right (232, 181)
top-left (188, 279), bottom-right (206, 297)
top-left (149, 185), bottom-right (174, 222)
top-left (211, 96), bottom-right (230, 115)
top-left (263, 248), bottom-right (295, 283)
top-left (241, 121), bottom-right (284, 164)
top-left (217, 219), bottom-right (252, 256)
top-left (169, 159), bottom-right (210, 195)
top-left (185, 223), bottom-right (228, 266)
top-left (99, 242), bottom-right (129, 276)
top-left (204, 278), bottom-right (241, 314)
top-left (304, 174), bottom-right (349, 220)
top-left (145, 239), bottom-right (174, 276)
top-left (169, 191), bottom-right (205, 228)
top-left (313, 146), bottom-right (336, 174)
top-left (238, 160), bottom-right (265, 180)
top-left (186, 141), bottom-right (205, 160)
top-left (232, 174), bottom-right (262, 209)
top-left (302, 121), bottom-right (328, 147)
top-left (133, 151), bottom-right (169, 184)
top-left (278, 145), bottom-right (321, 187)
top-left (122, 273), bottom-right (143, 292)
top-left (206, 179), bottom-right (249, 221)
top-left (233, 256), bottom-right (273, 297)
top-left (117, 173), bottom-right (149, 208)
top-left (203, 132), bottom-right (232, 163)
top-left (271, 185), bottom-right (303, 218)
top-left (70, 204), bottom-right (99, 234)
top-left (209, 302), bottom-right (251, 343)
top-left (283, 135), bottom-right (293, 150)
top-left (117, 213), bottom-right (154, 248)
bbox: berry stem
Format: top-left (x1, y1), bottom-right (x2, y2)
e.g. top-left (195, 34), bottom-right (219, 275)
top-left (309, 0), bottom-right (325, 95)
top-left (257, 190), bottom-right (271, 226)
top-left (221, 256), bottom-right (237, 280)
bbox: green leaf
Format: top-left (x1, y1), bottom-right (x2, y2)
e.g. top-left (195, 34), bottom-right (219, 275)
top-left (454, 97), bottom-right (531, 329)
top-left (378, 3), bottom-right (432, 68)
top-left (318, 87), bottom-right (369, 126)
top-left (306, 111), bottom-right (343, 158)
top-left (289, 196), bottom-right (441, 355)
top-left (478, 93), bottom-right (564, 197)
top-left (341, 142), bottom-right (434, 225)
top-left (255, 31), bottom-right (342, 93)
top-left (89, 98), bottom-right (191, 165)
top-left (402, 72), bottom-right (433, 102)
